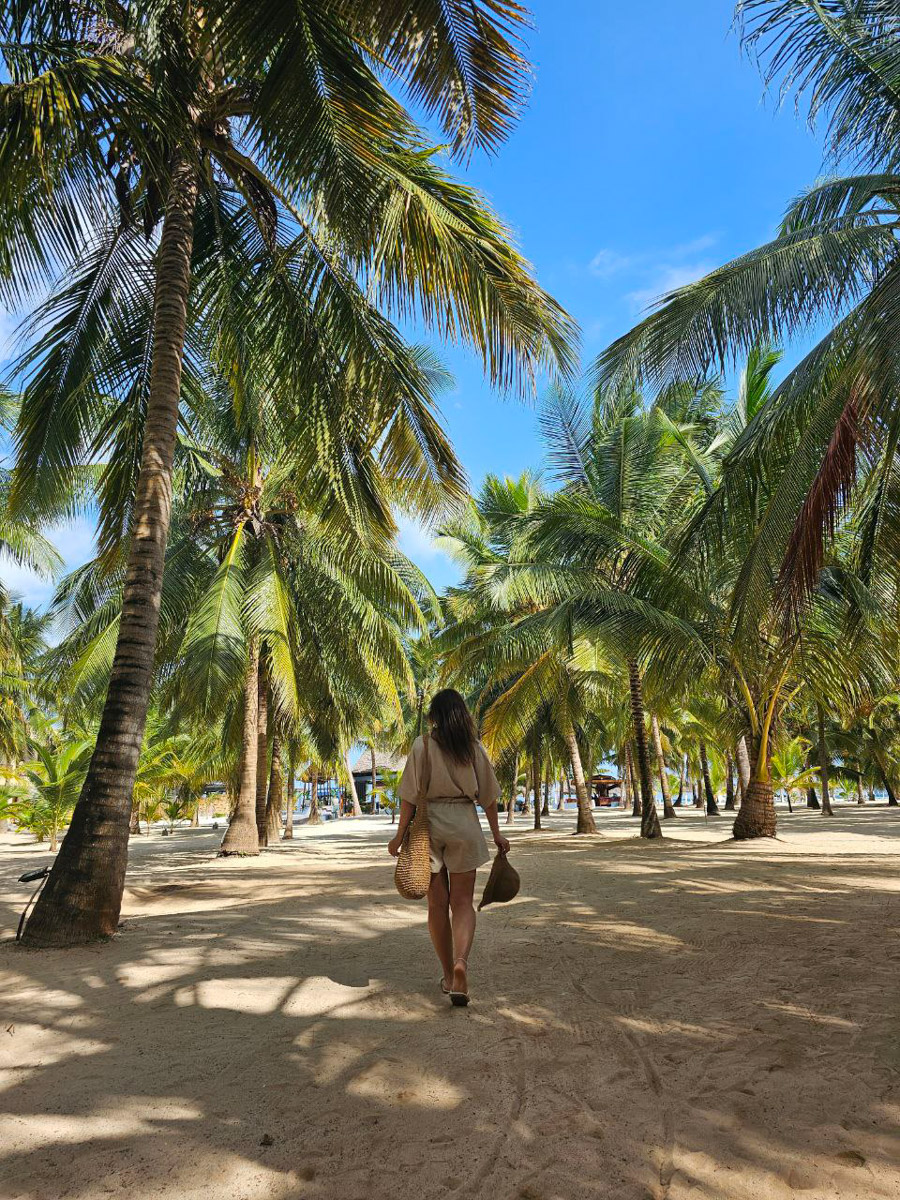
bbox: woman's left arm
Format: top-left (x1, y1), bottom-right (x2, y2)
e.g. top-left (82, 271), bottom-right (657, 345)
top-left (388, 799), bottom-right (417, 856)
top-left (482, 802), bottom-right (510, 855)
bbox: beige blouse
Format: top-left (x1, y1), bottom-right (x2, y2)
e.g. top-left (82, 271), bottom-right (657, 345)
top-left (399, 735), bottom-right (501, 806)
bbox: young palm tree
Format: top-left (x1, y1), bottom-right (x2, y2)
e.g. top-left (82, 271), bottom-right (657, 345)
top-left (20, 735), bottom-right (93, 852)
top-left (6, 1), bottom-right (574, 946)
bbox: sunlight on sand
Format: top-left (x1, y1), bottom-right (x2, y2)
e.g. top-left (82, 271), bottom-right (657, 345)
top-left (2, 806), bottom-right (899, 1200)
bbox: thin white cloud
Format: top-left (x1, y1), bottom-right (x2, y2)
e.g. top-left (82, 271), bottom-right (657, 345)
top-left (588, 248), bottom-right (636, 278)
top-left (588, 232), bottom-right (721, 301)
top-left (626, 259), bottom-right (717, 313)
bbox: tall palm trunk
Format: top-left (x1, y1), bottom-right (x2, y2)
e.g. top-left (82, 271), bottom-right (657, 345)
top-left (627, 659), bottom-right (661, 838)
top-left (532, 748), bottom-right (542, 831)
top-left (219, 643), bottom-right (262, 855)
top-left (556, 772), bottom-right (565, 811)
top-left (733, 730), bottom-right (777, 839)
top-left (806, 785), bottom-right (820, 809)
top-left (370, 745), bottom-right (377, 811)
top-left (129, 802), bottom-right (141, 835)
top-left (541, 763), bottom-right (550, 816)
top-left (627, 743), bottom-right (641, 816)
top-left (856, 776), bottom-right (865, 805)
top-left (564, 726), bottom-right (596, 834)
top-left (724, 753), bottom-right (736, 811)
top-left (506, 754), bottom-right (517, 824)
top-left (283, 748), bottom-right (295, 839)
top-left (816, 704), bottom-right (833, 817)
top-left (699, 740), bottom-right (719, 815)
top-left (255, 661), bottom-right (269, 846)
top-left (307, 769), bottom-right (321, 824)
top-left (651, 715), bottom-right (675, 819)
top-left (266, 734), bottom-right (284, 841)
top-left (22, 155), bottom-right (199, 947)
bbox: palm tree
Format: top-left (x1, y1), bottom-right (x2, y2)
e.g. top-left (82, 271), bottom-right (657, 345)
top-left (769, 735), bottom-right (819, 812)
top-left (493, 382), bottom-right (725, 838)
top-left (20, 735), bottom-right (93, 852)
top-left (437, 474), bottom-right (600, 834)
top-left (7, 1), bottom-right (574, 946)
top-left (596, 3), bottom-right (900, 632)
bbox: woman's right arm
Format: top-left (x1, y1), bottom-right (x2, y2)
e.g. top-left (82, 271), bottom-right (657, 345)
top-left (388, 800), bottom-right (417, 856)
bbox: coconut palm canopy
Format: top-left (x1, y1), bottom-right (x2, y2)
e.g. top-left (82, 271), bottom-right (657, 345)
top-left (0, 2), bottom-right (895, 952)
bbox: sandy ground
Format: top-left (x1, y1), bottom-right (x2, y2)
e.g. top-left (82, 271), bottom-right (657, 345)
top-left (1, 804), bottom-right (899, 1200)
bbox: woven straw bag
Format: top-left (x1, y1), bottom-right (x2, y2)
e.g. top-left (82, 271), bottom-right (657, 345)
top-left (394, 734), bottom-right (432, 900)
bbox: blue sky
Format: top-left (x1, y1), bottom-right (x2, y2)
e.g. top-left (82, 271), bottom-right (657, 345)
top-left (403, 0), bottom-right (827, 588)
top-left (2, 2), bottom-right (828, 606)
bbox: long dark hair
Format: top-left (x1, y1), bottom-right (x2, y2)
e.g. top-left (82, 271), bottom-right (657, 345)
top-left (427, 689), bottom-right (478, 765)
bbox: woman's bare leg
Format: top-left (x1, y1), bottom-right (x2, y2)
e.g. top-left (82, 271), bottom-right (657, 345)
top-left (448, 869), bottom-right (477, 994)
top-left (427, 868), bottom-right (454, 988)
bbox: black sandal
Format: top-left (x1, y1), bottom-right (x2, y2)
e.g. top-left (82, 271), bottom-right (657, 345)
top-left (449, 958), bottom-right (469, 1007)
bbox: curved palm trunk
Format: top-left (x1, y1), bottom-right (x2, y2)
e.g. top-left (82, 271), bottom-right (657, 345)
top-left (816, 704), bottom-right (833, 817)
top-left (22, 155), bottom-right (199, 947)
top-left (628, 659), bottom-right (661, 838)
top-left (785, 789), bottom-right (793, 813)
top-left (283, 749), bottom-right (295, 839)
top-left (733, 731), bottom-right (777, 839)
top-left (651, 715), bottom-right (675, 819)
top-left (219, 644), bottom-right (262, 856)
top-left (350, 775), bottom-right (363, 818)
top-left (724, 753), bottom-right (736, 811)
top-left (307, 770), bottom-right (321, 824)
top-left (564, 726), bottom-right (596, 834)
top-left (674, 754), bottom-right (685, 806)
top-left (129, 803), bottom-right (141, 835)
top-left (255, 662), bottom-right (269, 846)
top-left (735, 736), bottom-right (751, 802)
top-left (699, 741), bottom-right (719, 815)
top-left (806, 786), bottom-right (820, 809)
top-left (266, 734), bottom-right (284, 842)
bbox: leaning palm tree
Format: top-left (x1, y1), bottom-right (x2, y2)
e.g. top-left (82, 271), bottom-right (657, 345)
top-left (7, 1), bottom-right (575, 946)
top-left (597, 2), bottom-right (900, 633)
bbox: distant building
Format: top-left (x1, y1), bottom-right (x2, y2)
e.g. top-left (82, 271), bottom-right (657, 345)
top-left (350, 749), bottom-right (407, 807)
top-left (589, 773), bottom-right (623, 806)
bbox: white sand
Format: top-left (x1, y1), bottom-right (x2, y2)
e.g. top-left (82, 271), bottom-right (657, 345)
top-left (1, 805), bottom-right (899, 1200)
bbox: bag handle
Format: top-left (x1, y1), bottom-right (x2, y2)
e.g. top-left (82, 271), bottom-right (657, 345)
top-left (415, 733), bottom-right (432, 810)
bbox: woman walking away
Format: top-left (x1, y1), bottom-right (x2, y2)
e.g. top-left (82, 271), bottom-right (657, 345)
top-left (389, 689), bottom-right (509, 1006)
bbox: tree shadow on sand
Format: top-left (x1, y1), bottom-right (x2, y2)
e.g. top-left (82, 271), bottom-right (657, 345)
top-left (0, 809), bottom-right (898, 1199)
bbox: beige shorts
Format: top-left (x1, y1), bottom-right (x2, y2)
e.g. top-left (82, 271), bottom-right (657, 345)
top-left (427, 801), bottom-right (490, 875)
